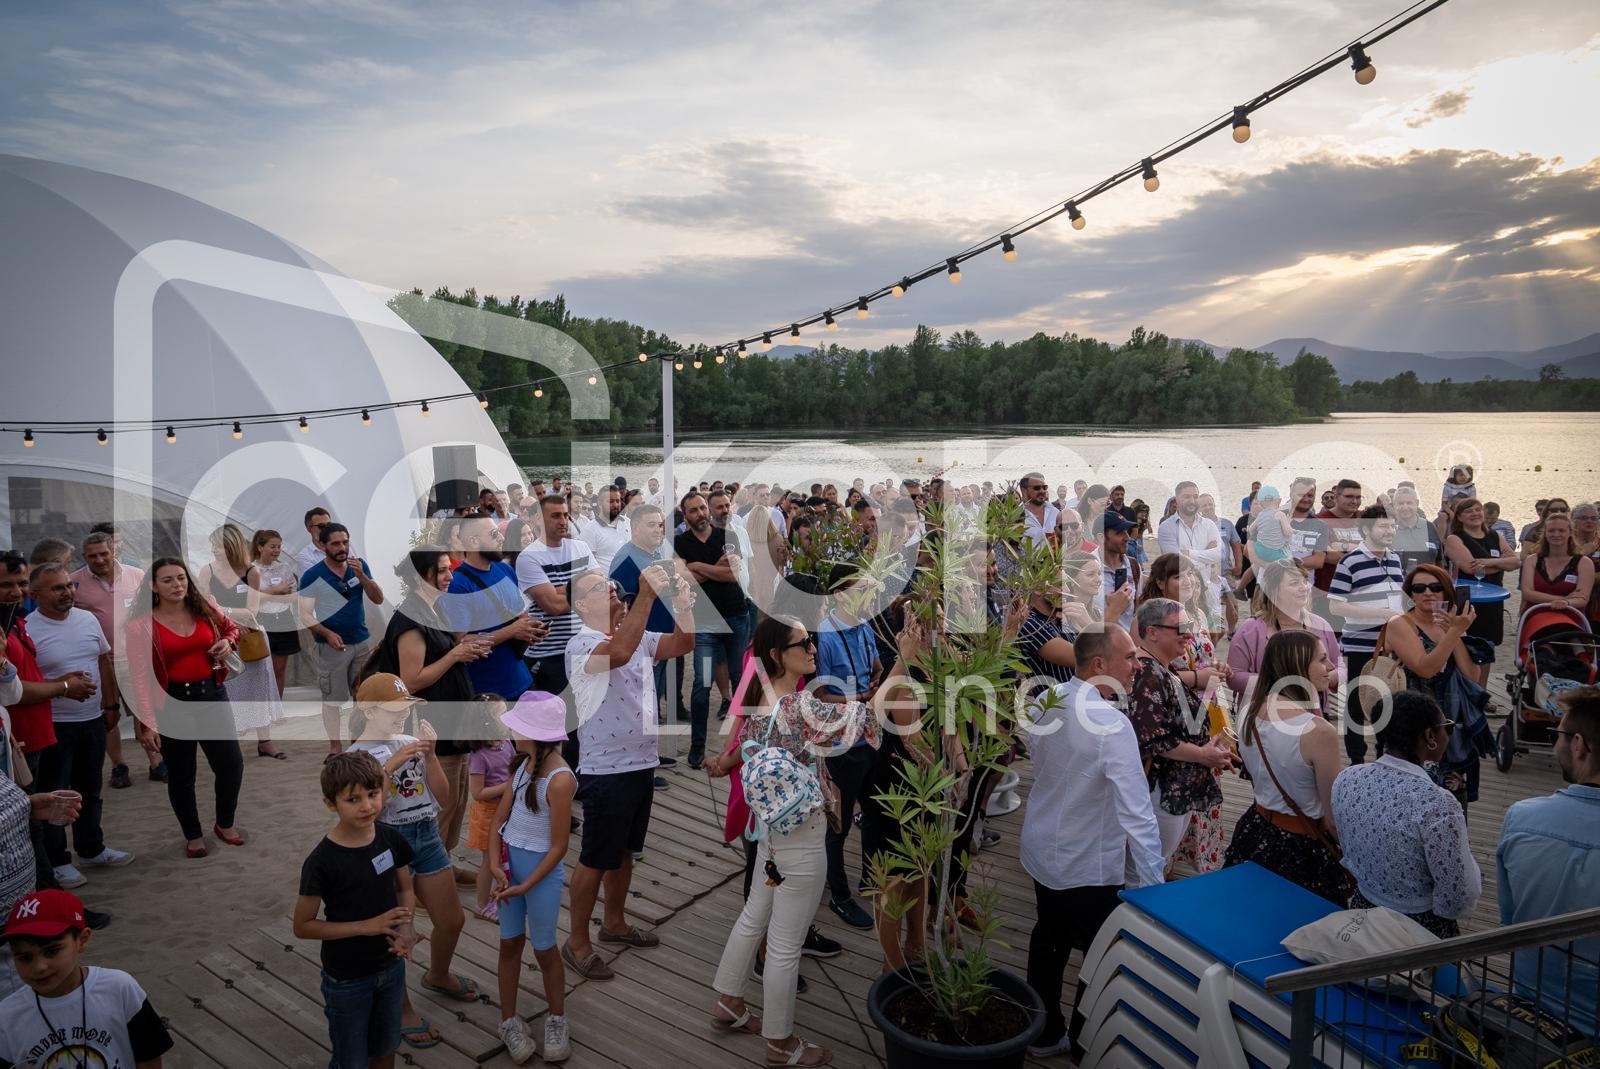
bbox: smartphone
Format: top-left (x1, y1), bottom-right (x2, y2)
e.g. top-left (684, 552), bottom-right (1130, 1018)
top-left (1453, 587), bottom-right (1472, 613)
top-left (1113, 568), bottom-right (1128, 591)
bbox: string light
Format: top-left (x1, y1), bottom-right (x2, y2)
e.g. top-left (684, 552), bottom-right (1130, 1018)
top-left (298, 416), bottom-right (310, 433)
top-left (638, 351), bottom-right (649, 362)
top-left (361, 408), bottom-right (372, 425)
top-left (825, 311), bottom-right (837, 332)
top-left (1141, 158), bottom-right (1160, 192)
top-left (1001, 235), bottom-right (1017, 262)
top-left (22, 429), bottom-right (33, 448)
top-left (892, 276), bottom-right (911, 298)
top-left (477, 393), bottom-right (489, 408)
top-left (587, 374), bottom-right (598, 384)
top-left (856, 297), bottom-right (869, 319)
top-left (692, 354), bottom-right (703, 369)
top-left (232, 421), bottom-right (243, 440)
top-left (789, 324), bottom-right (801, 343)
top-left (165, 426), bottom-right (176, 444)
top-left (946, 258), bottom-right (962, 284)
top-left (96, 428), bottom-right (107, 445)
top-left (1349, 43), bottom-right (1376, 84)
top-left (420, 400), bottom-right (431, 417)
top-left (761, 332), bottom-right (773, 351)
top-left (674, 359), bottom-right (684, 371)
top-left (1068, 202), bottom-right (1085, 230)
top-left (737, 340), bottom-right (748, 358)
top-left (1230, 107), bottom-right (1251, 143)
top-left (533, 387), bottom-right (543, 398)
top-left (714, 350), bottom-right (725, 364)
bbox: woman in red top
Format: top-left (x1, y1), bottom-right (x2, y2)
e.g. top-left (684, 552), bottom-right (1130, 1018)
top-left (124, 558), bottom-right (246, 858)
top-left (1519, 513), bottom-right (1594, 613)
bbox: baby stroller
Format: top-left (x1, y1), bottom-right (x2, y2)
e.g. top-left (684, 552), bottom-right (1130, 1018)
top-left (1499, 604), bottom-right (1596, 772)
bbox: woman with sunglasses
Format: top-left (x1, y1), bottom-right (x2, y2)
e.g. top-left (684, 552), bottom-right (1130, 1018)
top-left (1385, 564), bottom-right (1481, 808)
top-left (1331, 691), bottom-right (1481, 938)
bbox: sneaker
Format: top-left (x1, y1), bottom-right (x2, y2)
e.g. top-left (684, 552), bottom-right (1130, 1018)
top-left (148, 763), bottom-right (168, 783)
top-left (656, 755), bottom-right (678, 768)
top-left (653, 775), bottom-right (669, 790)
top-left (543, 1014), bottom-right (571, 1062)
top-left (632, 849), bottom-right (644, 862)
top-left (499, 1016), bottom-right (536, 1064)
top-left (52, 864), bottom-right (87, 889)
top-left (108, 764), bottom-right (132, 789)
top-left (79, 848), bottom-right (134, 868)
top-left (828, 897), bottom-right (873, 930)
top-left (801, 925), bottom-right (842, 959)
top-left (752, 954), bottom-right (808, 993)
top-left (1026, 1031), bottom-right (1074, 1059)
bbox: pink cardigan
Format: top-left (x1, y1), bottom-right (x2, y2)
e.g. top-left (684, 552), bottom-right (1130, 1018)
top-left (1225, 614), bottom-right (1341, 715)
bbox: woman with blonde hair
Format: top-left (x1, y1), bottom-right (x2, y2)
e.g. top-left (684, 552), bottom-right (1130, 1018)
top-left (1519, 511), bottom-right (1593, 612)
top-left (197, 524), bottom-right (284, 755)
top-left (1226, 561), bottom-right (1341, 715)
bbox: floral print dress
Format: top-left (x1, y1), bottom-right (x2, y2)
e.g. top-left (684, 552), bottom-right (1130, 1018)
top-left (1171, 630), bottom-right (1227, 871)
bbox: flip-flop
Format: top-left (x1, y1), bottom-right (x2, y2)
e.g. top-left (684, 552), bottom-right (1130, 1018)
top-left (420, 973), bottom-right (480, 1001)
top-left (400, 1020), bottom-right (441, 1049)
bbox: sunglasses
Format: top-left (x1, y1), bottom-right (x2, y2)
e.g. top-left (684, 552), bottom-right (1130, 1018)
top-left (1432, 720), bottom-right (1456, 734)
top-left (779, 636), bottom-right (817, 652)
top-left (1407, 582), bottom-right (1446, 594)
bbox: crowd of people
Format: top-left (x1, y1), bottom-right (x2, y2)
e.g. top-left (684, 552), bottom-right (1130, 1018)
top-left (0, 461), bottom-right (1596, 1065)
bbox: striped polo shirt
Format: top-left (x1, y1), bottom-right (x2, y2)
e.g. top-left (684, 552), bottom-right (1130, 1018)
top-left (1327, 545), bottom-right (1406, 654)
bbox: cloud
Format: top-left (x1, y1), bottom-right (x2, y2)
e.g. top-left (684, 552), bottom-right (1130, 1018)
top-left (1405, 88), bottom-right (1472, 129)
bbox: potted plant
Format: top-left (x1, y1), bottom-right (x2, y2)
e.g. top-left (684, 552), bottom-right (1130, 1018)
top-left (861, 492), bottom-right (1053, 1068)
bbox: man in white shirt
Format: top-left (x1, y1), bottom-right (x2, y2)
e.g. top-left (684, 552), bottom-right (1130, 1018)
top-left (26, 563), bottom-right (134, 888)
top-left (294, 506), bottom-right (331, 576)
top-left (1022, 624), bottom-right (1162, 1060)
top-left (560, 566), bottom-right (694, 980)
top-left (573, 485), bottom-right (632, 574)
top-left (1064, 479), bottom-right (1088, 511)
top-left (1157, 480), bottom-right (1223, 588)
top-left (1020, 471), bottom-right (1060, 548)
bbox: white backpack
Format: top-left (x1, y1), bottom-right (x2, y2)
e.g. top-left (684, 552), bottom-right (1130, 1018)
top-left (740, 711), bottom-right (823, 840)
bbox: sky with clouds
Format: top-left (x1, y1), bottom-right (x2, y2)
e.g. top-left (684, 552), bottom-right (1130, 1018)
top-left (3, 0), bottom-right (1597, 354)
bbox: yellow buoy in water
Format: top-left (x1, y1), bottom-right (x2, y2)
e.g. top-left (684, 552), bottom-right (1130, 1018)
top-left (1534, 464), bottom-right (1543, 472)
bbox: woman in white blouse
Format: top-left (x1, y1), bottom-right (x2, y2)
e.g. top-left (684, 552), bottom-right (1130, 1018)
top-left (1331, 691), bottom-right (1482, 937)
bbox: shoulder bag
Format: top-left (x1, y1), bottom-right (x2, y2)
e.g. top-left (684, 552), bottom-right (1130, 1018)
top-left (1247, 712), bottom-right (1355, 902)
top-left (739, 703), bottom-right (823, 843)
top-left (1361, 622), bottom-right (1409, 700)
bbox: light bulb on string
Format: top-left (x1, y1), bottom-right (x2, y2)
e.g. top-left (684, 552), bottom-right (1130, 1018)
top-left (1001, 235), bottom-right (1017, 262)
top-left (298, 416), bottom-right (310, 433)
top-left (420, 400), bottom-right (431, 417)
top-left (1231, 106), bottom-right (1251, 143)
top-left (692, 355), bottom-right (703, 370)
top-left (737, 341), bottom-right (748, 358)
top-left (361, 408), bottom-right (372, 425)
top-left (761, 332), bottom-right (773, 351)
top-left (674, 359), bottom-right (684, 372)
top-left (232, 422), bottom-right (244, 440)
top-left (824, 311), bottom-right (837, 332)
top-left (96, 428), bottom-right (108, 445)
top-left (714, 350), bottom-right (725, 364)
top-left (533, 387), bottom-right (543, 398)
top-left (946, 258), bottom-right (961, 284)
top-left (1141, 158), bottom-right (1160, 192)
top-left (165, 426), bottom-right (176, 444)
top-left (1067, 202), bottom-right (1085, 230)
top-left (638, 351), bottom-right (649, 362)
top-left (477, 393), bottom-right (489, 408)
top-left (893, 276), bottom-right (911, 298)
top-left (789, 324), bottom-right (801, 343)
top-left (856, 297), bottom-right (869, 319)
top-left (22, 429), bottom-right (34, 448)
top-left (588, 374), bottom-right (598, 385)
top-left (1348, 44), bottom-right (1376, 84)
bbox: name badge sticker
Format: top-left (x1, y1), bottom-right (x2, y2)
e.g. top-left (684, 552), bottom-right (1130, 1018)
top-left (1489, 549), bottom-right (1501, 557)
top-left (122, 597), bottom-right (134, 608)
top-left (347, 575), bottom-right (361, 589)
top-left (372, 849), bottom-right (394, 875)
top-left (235, 583), bottom-right (247, 594)
top-left (269, 577), bottom-right (283, 586)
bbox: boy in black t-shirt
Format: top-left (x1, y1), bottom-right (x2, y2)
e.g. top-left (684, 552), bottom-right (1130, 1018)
top-left (294, 751), bottom-right (417, 1069)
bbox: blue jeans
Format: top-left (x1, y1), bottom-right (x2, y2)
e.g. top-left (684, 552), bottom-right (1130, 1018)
top-left (321, 957), bottom-right (404, 1068)
top-left (689, 609), bottom-right (752, 757)
top-left (388, 818), bottom-right (452, 878)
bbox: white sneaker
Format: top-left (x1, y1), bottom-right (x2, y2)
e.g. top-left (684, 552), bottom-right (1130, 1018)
top-left (543, 1013), bottom-right (571, 1062)
top-left (498, 1017), bottom-right (535, 1065)
top-left (79, 847), bottom-right (134, 868)
top-left (52, 864), bottom-right (86, 889)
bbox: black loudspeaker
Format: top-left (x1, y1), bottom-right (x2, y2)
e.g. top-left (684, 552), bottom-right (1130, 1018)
top-left (431, 445), bottom-right (478, 512)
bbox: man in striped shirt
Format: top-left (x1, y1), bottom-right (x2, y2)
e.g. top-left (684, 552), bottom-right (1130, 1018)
top-left (1329, 505), bottom-right (1405, 765)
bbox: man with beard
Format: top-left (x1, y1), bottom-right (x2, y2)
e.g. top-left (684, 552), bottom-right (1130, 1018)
top-left (574, 485), bottom-right (632, 574)
top-left (298, 524), bottom-right (384, 756)
top-left (1021, 472), bottom-right (1060, 548)
top-left (674, 492), bottom-right (748, 769)
top-left (1157, 481), bottom-right (1222, 593)
top-left (1496, 686), bottom-right (1600, 1036)
top-left (1093, 513), bottom-right (1141, 632)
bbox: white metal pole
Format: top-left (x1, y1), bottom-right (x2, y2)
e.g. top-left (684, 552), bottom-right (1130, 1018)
top-left (661, 353), bottom-right (674, 533)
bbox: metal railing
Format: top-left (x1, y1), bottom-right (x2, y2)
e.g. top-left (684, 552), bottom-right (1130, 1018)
top-left (1266, 907), bottom-right (1600, 1068)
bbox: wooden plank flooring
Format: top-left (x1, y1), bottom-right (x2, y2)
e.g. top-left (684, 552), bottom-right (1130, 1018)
top-left (151, 692), bottom-right (1565, 1067)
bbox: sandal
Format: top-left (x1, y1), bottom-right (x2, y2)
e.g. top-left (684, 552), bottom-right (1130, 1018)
top-left (256, 745), bottom-right (288, 760)
top-left (711, 999), bottom-right (762, 1035)
top-left (400, 1020), bottom-right (441, 1049)
top-left (420, 973), bottom-right (480, 1001)
top-left (767, 1038), bottom-right (831, 1066)
top-left (474, 901), bottom-right (499, 923)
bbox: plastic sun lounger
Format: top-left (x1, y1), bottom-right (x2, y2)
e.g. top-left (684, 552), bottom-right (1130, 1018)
top-left (1084, 996), bottom-right (1198, 1069)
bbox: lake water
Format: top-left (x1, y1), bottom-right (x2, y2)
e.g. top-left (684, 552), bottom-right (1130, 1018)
top-left (508, 412), bottom-right (1596, 526)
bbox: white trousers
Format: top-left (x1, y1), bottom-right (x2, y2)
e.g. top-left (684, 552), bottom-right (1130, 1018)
top-left (712, 813), bottom-right (827, 1040)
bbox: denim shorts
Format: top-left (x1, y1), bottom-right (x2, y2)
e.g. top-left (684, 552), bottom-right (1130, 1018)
top-left (388, 817), bottom-right (452, 877)
top-left (321, 957), bottom-right (404, 1068)
top-left (498, 845), bottom-right (564, 951)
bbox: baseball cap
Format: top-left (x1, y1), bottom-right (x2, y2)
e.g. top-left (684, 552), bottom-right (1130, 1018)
top-left (2, 890), bottom-right (87, 942)
top-left (1092, 512), bottom-right (1136, 535)
top-left (501, 691), bottom-right (569, 742)
top-left (354, 672), bottom-right (426, 711)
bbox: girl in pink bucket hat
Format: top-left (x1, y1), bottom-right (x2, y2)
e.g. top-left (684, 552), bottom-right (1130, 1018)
top-left (485, 691), bottom-right (574, 1062)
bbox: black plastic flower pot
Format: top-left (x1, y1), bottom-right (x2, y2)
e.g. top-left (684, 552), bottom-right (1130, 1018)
top-left (866, 964), bottom-right (1046, 1069)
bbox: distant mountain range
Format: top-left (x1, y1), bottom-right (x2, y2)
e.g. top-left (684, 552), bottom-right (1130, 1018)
top-left (760, 334), bottom-right (1600, 384)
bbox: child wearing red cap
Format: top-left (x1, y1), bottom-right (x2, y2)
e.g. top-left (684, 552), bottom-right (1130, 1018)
top-left (0, 888), bottom-right (173, 1067)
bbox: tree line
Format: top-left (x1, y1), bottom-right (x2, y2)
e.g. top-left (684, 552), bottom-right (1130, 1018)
top-left (391, 288), bottom-right (1587, 435)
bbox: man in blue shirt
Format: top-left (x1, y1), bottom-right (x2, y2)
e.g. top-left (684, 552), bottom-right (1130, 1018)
top-left (609, 504), bottom-right (680, 779)
top-left (1497, 686), bottom-right (1600, 1036)
top-left (297, 523), bottom-right (383, 756)
top-left (443, 515), bottom-right (541, 700)
top-left (813, 562), bottom-right (881, 930)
